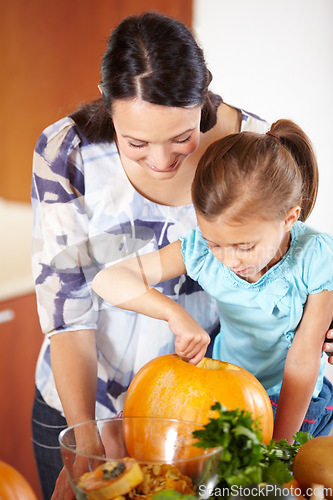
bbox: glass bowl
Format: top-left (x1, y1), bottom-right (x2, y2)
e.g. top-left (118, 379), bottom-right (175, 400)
top-left (59, 416), bottom-right (222, 500)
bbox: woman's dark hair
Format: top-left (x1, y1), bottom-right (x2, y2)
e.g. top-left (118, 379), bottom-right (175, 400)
top-left (192, 119), bottom-right (319, 223)
top-left (70, 11), bottom-right (222, 142)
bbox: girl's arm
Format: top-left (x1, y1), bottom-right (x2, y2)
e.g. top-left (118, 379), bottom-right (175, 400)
top-left (92, 241), bottom-right (210, 364)
top-left (273, 289), bottom-right (333, 443)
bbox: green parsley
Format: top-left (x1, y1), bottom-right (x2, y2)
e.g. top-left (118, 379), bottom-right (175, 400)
top-left (193, 402), bottom-right (313, 490)
top-left (153, 491), bottom-right (197, 500)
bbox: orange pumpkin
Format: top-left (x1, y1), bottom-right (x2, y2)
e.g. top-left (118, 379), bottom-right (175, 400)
top-left (123, 355), bottom-right (274, 445)
top-left (0, 461), bottom-right (37, 500)
top-left (293, 436), bottom-right (333, 499)
top-left (122, 416), bottom-right (211, 463)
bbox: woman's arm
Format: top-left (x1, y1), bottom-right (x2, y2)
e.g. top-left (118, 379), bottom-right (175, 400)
top-left (50, 329), bottom-right (98, 427)
top-left (50, 329), bottom-right (106, 500)
top-left (92, 241), bottom-right (210, 364)
top-left (273, 289), bottom-right (333, 443)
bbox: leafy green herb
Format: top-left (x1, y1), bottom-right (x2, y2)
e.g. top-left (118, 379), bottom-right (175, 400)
top-left (193, 402), bottom-right (312, 491)
top-left (153, 490), bottom-right (197, 500)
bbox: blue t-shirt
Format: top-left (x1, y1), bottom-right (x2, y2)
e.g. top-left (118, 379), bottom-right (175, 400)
top-left (181, 221), bottom-right (333, 397)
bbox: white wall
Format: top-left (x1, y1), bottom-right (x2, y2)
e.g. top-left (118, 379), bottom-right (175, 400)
top-left (193, 0), bottom-right (333, 234)
top-left (193, 0), bottom-right (333, 384)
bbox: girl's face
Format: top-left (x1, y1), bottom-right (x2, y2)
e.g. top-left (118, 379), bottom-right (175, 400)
top-left (197, 211), bottom-right (299, 283)
top-left (111, 98), bottom-right (201, 179)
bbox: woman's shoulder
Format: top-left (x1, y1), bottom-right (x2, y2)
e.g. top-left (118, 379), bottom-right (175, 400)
top-left (36, 116), bottom-right (76, 144)
top-left (34, 116), bottom-right (82, 162)
top-left (238, 107), bottom-right (270, 133)
top-left (35, 115), bottom-right (117, 165)
top-left (211, 102), bottom-right (269, 140)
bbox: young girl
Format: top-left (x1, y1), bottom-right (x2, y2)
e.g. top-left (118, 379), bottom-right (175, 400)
top-left (93, 119), bottom-right (333, 443)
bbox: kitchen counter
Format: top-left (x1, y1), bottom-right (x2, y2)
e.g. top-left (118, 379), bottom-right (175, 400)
top-left (0, 198), bottom-right (35, 301)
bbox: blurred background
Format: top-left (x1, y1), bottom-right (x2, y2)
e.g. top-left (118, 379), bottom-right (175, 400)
top-left (0, 1), bottom-right (332, 497)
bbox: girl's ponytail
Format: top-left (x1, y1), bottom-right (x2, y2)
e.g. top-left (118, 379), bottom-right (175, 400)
top-left (267, 120), bottom-right (319, 221)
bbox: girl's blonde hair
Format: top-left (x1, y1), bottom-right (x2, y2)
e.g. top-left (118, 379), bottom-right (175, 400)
top-left (192, 119), bottom-right (318, 223)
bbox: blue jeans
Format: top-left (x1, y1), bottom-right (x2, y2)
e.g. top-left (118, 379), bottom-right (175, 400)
top-left (270, 376), bottom-right (333, 437)
top-left (31, 387), bottom-right (67, 500)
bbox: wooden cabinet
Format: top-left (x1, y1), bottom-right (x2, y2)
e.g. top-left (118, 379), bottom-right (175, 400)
top-left (0, 0), bottom-right (192, 203)
top-left (0, 293), bottom-right (43, 499)
top-left (0, 2), bottom-right (192, 497)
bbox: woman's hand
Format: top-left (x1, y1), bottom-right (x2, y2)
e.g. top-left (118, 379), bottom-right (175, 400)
top-left (51, 466), bottom-right (74, 500)
top-left (51, 423), bottom-right (105, 500)
top-left (323, 326), bottom-right (333, 364)
top-left (168, 306), bottom-right (210, 365)
top-left (50, 330), bottom-right (99, 498)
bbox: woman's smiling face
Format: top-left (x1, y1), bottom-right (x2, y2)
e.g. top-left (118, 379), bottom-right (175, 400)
top-left (111, 98), bottom-right (201, 180)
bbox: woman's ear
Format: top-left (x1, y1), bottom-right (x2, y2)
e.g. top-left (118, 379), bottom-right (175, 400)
top-left (284, 206), bottom-right (301, 231)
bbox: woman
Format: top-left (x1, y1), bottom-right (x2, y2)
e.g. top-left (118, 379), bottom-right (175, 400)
top-left (31, 11), bottom-right (333, 500)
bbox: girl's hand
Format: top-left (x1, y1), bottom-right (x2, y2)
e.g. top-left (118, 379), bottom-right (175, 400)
top-left (168, 308), bottom-right (210, 365)
top-left (323, 327), bottom-right (333, 364)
